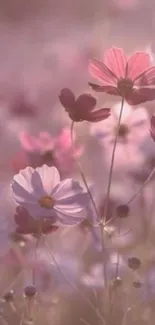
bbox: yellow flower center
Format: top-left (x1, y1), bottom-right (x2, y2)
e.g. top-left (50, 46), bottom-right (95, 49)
top-left (117, 78), bottom-right (134, 97)
top-left (38, 196), bottom-right (55, 209)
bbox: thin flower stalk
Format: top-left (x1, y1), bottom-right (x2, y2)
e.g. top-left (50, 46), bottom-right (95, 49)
top-left (70, 121), bottom-right (108, 306)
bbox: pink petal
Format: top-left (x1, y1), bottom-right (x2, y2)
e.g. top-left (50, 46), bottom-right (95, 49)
top-left (59, 88), bottom-right (75, 111)
top-left (135, 66), bottom-right (155, 86)
top-left (52, 179), bottom-right (84, 201)
top-left (39, 132), bottom-right (54, 144)
top-left (104, 47), bottom-right (127, 78)
top-left (127, 88), bottom-right (155, 105)
top-left (19, 132), bottom-right (38, 152)
top-left (35, 165), bottom-right (60, 195)
top-left (76, 94), bottom-right (96, 112)
top-left (53, 209), bottom-right (85, 225)
top-left (12, 166), bottom-right (37, 203)
top-left (89, 58), bottom-right (118, 85)
top-left (88, 83), bottom-right (119, 95)
top-left (87, 108), bottom-right (111, 122)
top-left (12, 181), bottom-right (37, 204)
top-left (150, 116), bottom-right (155, 141)
top-left (56, 128), bottom-right (72, 150)
top-left (127, 52), bottom-right (150, 81)
top-left (129, 107), bottom-right (148, 127)
top-left (22, 202), bottom-right (57, 218)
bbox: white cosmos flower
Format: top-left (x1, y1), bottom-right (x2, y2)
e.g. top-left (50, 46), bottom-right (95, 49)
top-left (11, 164), bottom-right (88, 225)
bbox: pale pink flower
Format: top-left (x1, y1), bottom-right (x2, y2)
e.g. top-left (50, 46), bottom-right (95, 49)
top-left (89, 47), bottom-right (155, 105)
top-left (19, 128), bottom-right (83, 174)
top-left (90, 102), bottom-right (147, 171)
top-left (90, 102), bottom-right (149, 146)
top-left (19, 131), bottom-right (55, 154)
top-left (59, 88), bottom-right (110, 122)
top-left (11, 165), bottom-right (88, 224)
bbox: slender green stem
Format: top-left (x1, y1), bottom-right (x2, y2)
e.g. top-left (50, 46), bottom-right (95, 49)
top-left (70, 121), bottom-right (108, 309)
top-left (127, 166), bottom-right (155, 205)
top-left (103, 97), bottom-right (124, 223)
top-left (44, 238), bottom-right (106, 325)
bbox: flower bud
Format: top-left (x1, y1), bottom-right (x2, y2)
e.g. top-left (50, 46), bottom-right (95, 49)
top-left (116, 204), bottom-right (129, 218)
top-left (24, 286), bottom-right (37, 298)
top-left (3, 290), bottom-right (14, 302)
top-left (128, 257), bottom-right (141, 270)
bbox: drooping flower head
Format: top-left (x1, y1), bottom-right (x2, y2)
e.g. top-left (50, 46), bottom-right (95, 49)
top-left (59, 88), bottom-right (110, 122)
top-left (11, 165), bottom-right (88, 225)
top-left (89, 47), bottom-right (155, 105)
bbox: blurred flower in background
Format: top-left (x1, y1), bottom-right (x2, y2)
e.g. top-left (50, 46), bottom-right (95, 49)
top-left (0, 1), bottom-right (155, 324)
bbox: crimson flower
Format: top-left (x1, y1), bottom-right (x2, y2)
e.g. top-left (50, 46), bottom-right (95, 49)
top-left (150, 115), bottom-right (155, 142)
top-left (14, 206), bottom-right (58, 236)
top-left (89, 47), bottom-right (155, 105)
top-left (59, 88), bottom-right (110, 122)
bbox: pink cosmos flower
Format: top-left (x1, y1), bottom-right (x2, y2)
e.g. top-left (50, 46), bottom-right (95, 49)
top-left (11, 165), bottom-right (88, 224)
top-left (19, 131), bottom-right (55, 154)
top-left (19, 129), bottom-right (83, 174)
top-left (90, 102), bottom-right (147, 172)
top-left (59, 88), bottom-right (110, 122)
top-left (14, 206), bottom-right (58, 236)
top-left (89, 47), bottom-right (155, 105)
top-left (150, 116), bottom-right (155, 142)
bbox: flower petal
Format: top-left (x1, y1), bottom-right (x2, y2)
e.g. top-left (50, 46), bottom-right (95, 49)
top-left (54, 209), bottom-right (86, 225)
top-left (59, 88), bottom-right (75, 111)
top-left (21, 202), bottom-right (57, 219)
top-left (35, 165), bottom-right (60, 195)
top-left (127, 88), bottom-right (155, 105)
top-left (87, 108), bottom-right (111, 122)
top-left (104, 47), bottom-right (127, 78)
top-left (135, 66), bottom-right (155, 86)
top-left (88, 82), bottom-right (119, 95)
top-left (127, 52), bottom-right (150, 81)
top-left (19, 132), bottom-right (38, 152)
top-left (75, 94), bottom-right (96, 112)
top-left (129, 107), bottom-right (148, 127)
top-left (12, 166), bottom-right (37, 204)
top-left (52, 179), bottom-right (85, 202)
top-left (89, 58), bottom-right (118, 85)
top-left (150, 116), bottom-right (155, 141)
